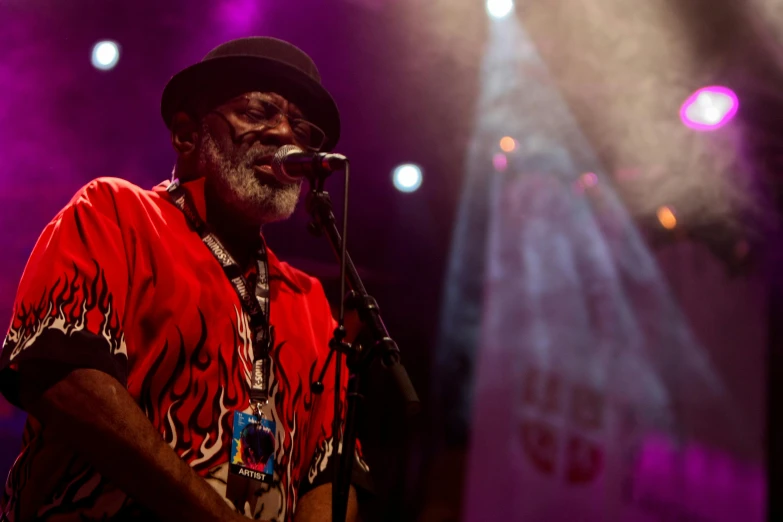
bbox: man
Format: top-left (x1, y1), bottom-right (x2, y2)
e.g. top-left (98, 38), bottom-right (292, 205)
top-left (0, 37), bottom-right (370, 521)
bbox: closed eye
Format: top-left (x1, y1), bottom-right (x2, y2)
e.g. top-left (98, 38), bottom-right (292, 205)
top-left (245, 109), bottom-right (268, 122)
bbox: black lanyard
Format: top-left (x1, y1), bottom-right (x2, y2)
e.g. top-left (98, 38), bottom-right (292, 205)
top-left (167, 180), bottom-right (272, 404)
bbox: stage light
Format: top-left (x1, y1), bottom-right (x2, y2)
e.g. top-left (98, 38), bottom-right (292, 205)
top-left (500, 136), bottom-right (516, 152)
top-left (217, 0), bottom-right (262, 34)
top-left (680, 86), bottom-right (738, 131)
top-left (91, 40), bottom-right (120, 71)
top-left (580, 172), bottom-right (598, 187)
top-left (487, 0), bottom-right (514, 19)
top-left (657, 206), bottom-right (677, 229)
top-left (492, 153), bottom-right (508, 172)
top-left (393, 164), bottom-right (423, 193)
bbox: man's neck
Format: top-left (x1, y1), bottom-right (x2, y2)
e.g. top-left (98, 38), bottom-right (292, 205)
top-left (213, 220), bottom-right (262, 269)
top-left (204, 190), bottom-right (263, 269)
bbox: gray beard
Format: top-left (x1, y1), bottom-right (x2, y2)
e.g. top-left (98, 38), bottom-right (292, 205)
top-left (197, 125), bottom-right (302, 226)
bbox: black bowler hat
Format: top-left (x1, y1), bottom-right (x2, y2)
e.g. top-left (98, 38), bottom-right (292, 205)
top-left (161, 37), bottom-right (340, 151)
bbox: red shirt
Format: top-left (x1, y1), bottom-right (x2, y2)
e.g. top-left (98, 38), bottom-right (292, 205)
top-left (0, 177), bottom-right (369, 521)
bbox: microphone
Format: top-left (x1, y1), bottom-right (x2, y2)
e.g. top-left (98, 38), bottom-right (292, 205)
top-left (271, 145), bottom-right (348, 184)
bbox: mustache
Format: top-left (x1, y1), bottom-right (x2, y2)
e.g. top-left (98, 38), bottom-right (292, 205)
top-left (244, 146), bottom-right (279, 166)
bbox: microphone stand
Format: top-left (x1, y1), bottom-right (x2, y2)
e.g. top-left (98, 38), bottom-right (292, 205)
top-left (304, 167), bottom-right (420, 522)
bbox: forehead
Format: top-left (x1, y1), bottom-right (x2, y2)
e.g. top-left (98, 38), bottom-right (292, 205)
top-left (221, 91), bottom-right (305, 116)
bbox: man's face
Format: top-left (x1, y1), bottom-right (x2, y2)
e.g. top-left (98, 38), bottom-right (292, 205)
top-left (195, 91), bottom-right (316, 226)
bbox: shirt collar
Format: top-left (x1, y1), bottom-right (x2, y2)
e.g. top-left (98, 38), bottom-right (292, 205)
top-left (154, 177), bottom-right (304, 293)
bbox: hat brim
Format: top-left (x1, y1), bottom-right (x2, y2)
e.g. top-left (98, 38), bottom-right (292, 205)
top-left (161, 55), bottom-right (340, 151)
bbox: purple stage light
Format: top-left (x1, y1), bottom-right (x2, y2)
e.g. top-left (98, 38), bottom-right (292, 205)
top-left (581, 172), bottom-right (598, 187)
top-left (680, 86), bottom-right (738, 131)
top-left (216, 0), bottom-right (263, 33)
top-left (493, 153), bottom-right (508, 172)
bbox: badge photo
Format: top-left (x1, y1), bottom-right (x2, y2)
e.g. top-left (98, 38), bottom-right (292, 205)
top-left (229, 410), bottom-right (276, 483)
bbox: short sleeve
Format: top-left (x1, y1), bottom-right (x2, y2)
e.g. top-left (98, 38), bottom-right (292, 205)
top-left (298, 280), bottom-right (373, 499)
top-left (0, 179), bottom-right (131, 409)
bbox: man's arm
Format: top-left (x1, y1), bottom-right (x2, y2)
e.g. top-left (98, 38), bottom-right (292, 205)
top-left (20, 367), bottom-right (251, 522)
top-left (294, 483), bottom-right (359, 522)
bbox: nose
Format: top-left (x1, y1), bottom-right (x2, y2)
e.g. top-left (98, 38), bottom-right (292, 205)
top-left (258, 115), bottom-right (297, 148)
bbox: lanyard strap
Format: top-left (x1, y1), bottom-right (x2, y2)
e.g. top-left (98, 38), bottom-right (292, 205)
top-left (167, 180), bottom-right (272, 403)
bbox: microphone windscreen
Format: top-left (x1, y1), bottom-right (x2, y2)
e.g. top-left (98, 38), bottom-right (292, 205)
top-left (271, 145), bottom-right (305, 184)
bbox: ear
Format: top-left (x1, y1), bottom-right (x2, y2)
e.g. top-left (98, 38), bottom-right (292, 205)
top-left (170, 111), bottom-right (199, 158)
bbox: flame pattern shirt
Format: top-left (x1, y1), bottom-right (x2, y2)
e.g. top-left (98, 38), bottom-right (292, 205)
top-left (0, 177), bottom-right (370, 521)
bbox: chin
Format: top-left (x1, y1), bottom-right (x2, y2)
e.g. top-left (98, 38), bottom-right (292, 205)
top-left (250, 206), bottom-right (296, 225)
top-left (241, 187), bottom-right (301, 226)
top-left (206, 162), bottom-right (302, 226)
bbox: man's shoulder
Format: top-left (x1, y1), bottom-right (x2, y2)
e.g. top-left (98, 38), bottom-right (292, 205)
top-left (72, 176), bottom-right (152, 200)
top-left (282, 262), bottom-right (319, 290)
top-left (67, 177), bottom-right (164, 213)
top-left (270, 256), bottom-right (326, 299)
